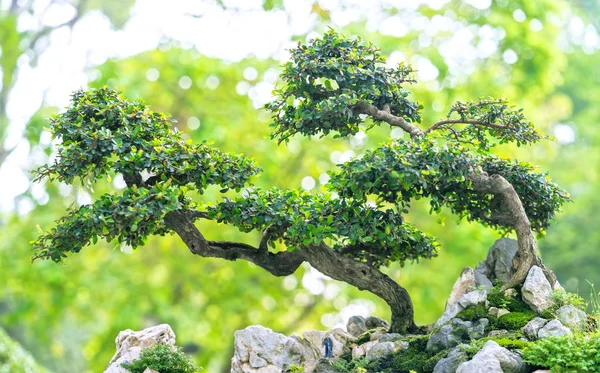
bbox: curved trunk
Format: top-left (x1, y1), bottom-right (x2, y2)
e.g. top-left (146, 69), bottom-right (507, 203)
top-left (304, 245), bottom-right (417, 333)
top-left (469, 173), bottom-right (557, 289)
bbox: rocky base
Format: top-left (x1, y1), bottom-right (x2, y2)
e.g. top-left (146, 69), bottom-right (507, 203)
top-left (104, 239), bottom-right (597, 373)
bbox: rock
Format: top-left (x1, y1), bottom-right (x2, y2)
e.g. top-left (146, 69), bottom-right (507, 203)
top-left (231, 325), bottom-right (309, 373)
top-left (433, 347), bottom-right (468, 373)
top-left (521, 317), bottom-right (549, 340)
top-left (484, 238), bottom-right (519, 283)
top-left (366, 340), bottom-right (409, 358)
top-left (435, 290), bottom-right (487, 328)
top-left (521, 266), bottom-right (554, 313)
top-left (446, 267), bottom-right (478, 309)
top-left (312, 359), bottom-right (340, 373)
top-left (555, 305), bottom-right (587, 331)
top-left (504, 288), bottom-right (517, 298)
top-left (487, 329), bottom-right (509, 337)
top-left (532, 370), bottom-right (551, 373)
top-left (249, 351), bottom-right (268, 368)
top-left (368, 328), bottom-right (388, 342)
top-left (351, 341), bottom-right (377, 359)
top-left (538, 320), bottom-right (572, 339)
top-left (365, 316), bottom-right (389, 330)
top-left (378, 333), bottom-right (403, 342)
top-left (474, 270), bottom-right (493, 290)
top-left (105, 324), bottom-right (176, 373)
top-left (346, 316), bottom-right (368, 337)
top-left (488, 307), bottom-right (510, 318)
top-left (142, 369), bottom-right (159, 373)
top-left (457, 340), bottom-right (526, 373)
top-left (427, 318), bottom-right (488, 353)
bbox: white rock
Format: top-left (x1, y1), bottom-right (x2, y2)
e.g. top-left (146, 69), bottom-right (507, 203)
top-left (555, 305), bottom-right (587, 331)
top-left (434, 290), bottom-right (487, 328)
top-left (538, 320), bottom-right (573, 339)
top-left (488, 307), bottom-right (510, 318)
top-left (105, 324), bottom-right (176, 373)
top-left (366, 341), bottom-right (408, 358)
top-left (446, 267), bottom-right (478, 309)
top-left (521, 266), bottom-right (554, 313)
top-left (521, 317), bottom-right (549, 340)
top-left (457, 340), bottom-right (526, 373)
top-left (351, 341), bottom-right (377, 359)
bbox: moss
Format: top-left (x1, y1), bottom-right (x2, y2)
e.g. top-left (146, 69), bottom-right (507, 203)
top-left (493, 311), bottom-right (537, 330)
top-left (455, 304), bottom-right (488, 321)
top-left (487, 285), bottom-right (531, 313)
top-left (355, 329), bottom-right (376, 345)
top-left (461, 335), bottom-right (530, 359)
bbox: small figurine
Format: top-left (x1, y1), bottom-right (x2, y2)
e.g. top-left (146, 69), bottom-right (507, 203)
top-left (323, 336), bottom-right (333, 358)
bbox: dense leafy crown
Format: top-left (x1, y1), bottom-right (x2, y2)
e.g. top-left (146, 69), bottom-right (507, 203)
top-left (266, 29), bottom-right (421, 142)
top-left (34, 30), bottom-right (569, 270)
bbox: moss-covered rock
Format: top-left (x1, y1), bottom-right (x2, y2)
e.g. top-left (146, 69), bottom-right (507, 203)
top-left (493, 311), bottom-right (537, 330)
top-left (455, 304), bottom-right (488, 321)
top-left (0, 328), bottom-right (50, 373)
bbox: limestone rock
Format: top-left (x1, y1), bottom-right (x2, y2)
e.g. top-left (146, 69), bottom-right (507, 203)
top-left (538, 320), bottom-right (572, 339)
top-left (483, 238), bottom-right (519, 283)
top-left (521, 266), bottom-right (554, 313)
top-left (427, 318), bottom-right (488, 353)
top-left (487, 329), bottom-right (509, 337)
top-left (488, 307), bottom-right (510, 318)
top-left (346, 316), bottom-right (368, 337)
top-left (105, 324), bottom-right (176, 373)
top-left (555, 305), bottom-right (587, 331)
top-left (365, 316), bottom-right (389, 330)
top-left (378, 333), bottom-right (403, 342)
top-left (351, 341), bottom-right (377, 359)
top-left (433, 347), bottom-right (468, 373)
top-left (366, 340), bottom-right (409, 358)
top-left (521, 317), bottom-right (549, 340)
top-left (142, 369), bottom-right (159, 373)
top-left (435, 290), bottom-right (487, 328)
top-left (457, 340), bottom-right (526, 373)
top-left (446, 267), bottom-right (478, 309)
top-left (231, 325), bottom-right (307, 373)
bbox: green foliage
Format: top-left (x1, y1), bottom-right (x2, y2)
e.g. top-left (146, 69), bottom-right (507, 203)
top-left (541, 289), bottom-right (587, 319)
top-left (493, 311), bottom-right (537, 331)
top-left (329, 137), bottom-right (568, 233)
top-left (209, 188), bottom-right (437, 267)
top-left (287, 364), bottom-right (305, 373)
top-left (588, 281), bottom-right (600, 316)
top-left (121, 345), bottom-right (201, 373)
top-left (522, 334), bottom-right (600, 372)
top-left (266, 29), bottom-right (421, 142)
top-left (442, 97), bottom-right (545, 151)
top-left (455, 304), bottom-right (488, 321)
top-left (487, 285), bottom-right (531, 312)
top-left (331, 356), bottom-right (370, 373)
top-left (0, 328), bottom-right (50, 373)
top-left (32, 87), bottom-right (259, 262)
top-left (461, 336), bottom-right (530, 359)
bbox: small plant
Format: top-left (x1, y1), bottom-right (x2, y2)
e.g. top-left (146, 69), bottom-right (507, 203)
top-left (461, 336), bottom-right (530, 359)
top-left (523, 334), bottom-right (600, 372)
top-left (331, 356), bottom-right (370, 372)
top-left (588, 281), bottom-right (600, 316)
top-left (288, 364), bottom-right (305, 373)
top-left (121, 345), bottom-right (201, 373)
top-left (541, 289), bottom-right (587, 319)
top-left (487, 284), bottom-right (530, 312)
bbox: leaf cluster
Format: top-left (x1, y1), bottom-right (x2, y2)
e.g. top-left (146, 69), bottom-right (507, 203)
top-left (328, 137), bottom-right (569, 233)
top-left (442, 97), bottom-right (545, 151)
top-left (522, 334), bottom-right (600, 372)
top-left (265, 29), bottom-right (421, 142)
top-left (121, 345), bottom-right (201, 373)
top-left (208, 188), bottom-right (437, 267)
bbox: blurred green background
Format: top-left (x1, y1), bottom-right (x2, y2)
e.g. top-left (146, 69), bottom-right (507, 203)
top-left (0, 0), bottom-right (598, 372)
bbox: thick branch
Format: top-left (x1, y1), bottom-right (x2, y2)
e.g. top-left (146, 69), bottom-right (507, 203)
top-left (164, 210), bottom-right (304, 277)
top-left (468, 172), bottom-right (557, 288)
top-left (424, 119), bottom-right (506, 134)
top-left (354, 101), bottom-right (423, 137)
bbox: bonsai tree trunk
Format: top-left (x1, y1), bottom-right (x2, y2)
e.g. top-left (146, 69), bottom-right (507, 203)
top-left (164, 210), bottom-right (418, 333)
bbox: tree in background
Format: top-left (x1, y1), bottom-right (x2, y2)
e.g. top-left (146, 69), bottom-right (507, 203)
top-left (32, 31), bottom-right (569, 333)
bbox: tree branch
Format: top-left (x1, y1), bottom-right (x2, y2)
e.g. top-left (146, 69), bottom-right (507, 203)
top-left (164, 210), bottom-right (305, 277)
top-left (424, 119), bottom-right (506, 134)
top-left (353, 101), bottom-right (423, 137)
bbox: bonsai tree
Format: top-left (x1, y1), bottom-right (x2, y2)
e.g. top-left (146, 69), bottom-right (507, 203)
top-left (32, 30), bottom-right (569, 333)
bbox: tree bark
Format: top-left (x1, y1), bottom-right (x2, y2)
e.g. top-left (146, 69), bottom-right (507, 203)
top-left (163, 210), bottom-right (418, 333)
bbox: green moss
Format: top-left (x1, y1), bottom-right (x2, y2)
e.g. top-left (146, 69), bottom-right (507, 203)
top-left (461, 335), bottom-right (530, 359)
top-left (455, 304), bottom-right (488, 321)
top-left (523, 334), bottom-right (600, 372)
top-left (487, 285), bottom-right (531, 312)
top-left (121, 345), bottom-right (201, 373)
top-left (355, 329), bottom-right (376, 345)
top-left (493, 311), bottom-right (537, 330)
